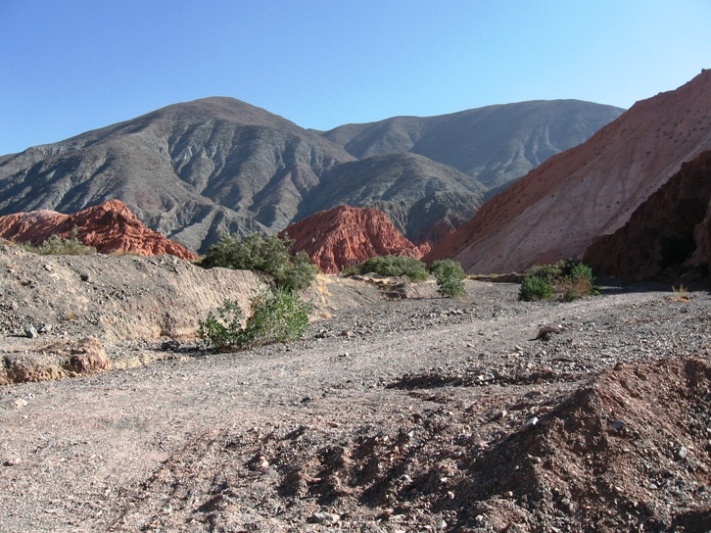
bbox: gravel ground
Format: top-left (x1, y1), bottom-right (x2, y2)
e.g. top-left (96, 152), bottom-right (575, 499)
top-left (1, 257), bottom-right (711, 532)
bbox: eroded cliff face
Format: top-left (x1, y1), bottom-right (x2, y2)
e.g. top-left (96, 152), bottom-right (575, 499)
top-left (583, 151), bottom-right (711, 280)
top-left (0, 199), bottom-right (198, 260)
top-left (426, 70), bottom-right (711, 274)
top-left (281, 205), bottom-right (426, 274)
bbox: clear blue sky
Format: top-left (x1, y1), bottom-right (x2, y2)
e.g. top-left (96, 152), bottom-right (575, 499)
top-left (1, 0), bottom-right (709, 155)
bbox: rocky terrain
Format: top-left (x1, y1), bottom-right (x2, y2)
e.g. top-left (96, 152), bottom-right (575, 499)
top-left (0, 199), bottom-right (197, 260)
top-left (0, 98), bottom-right (622, 252)
top-left (428, 69), bottom-right (711, 274)
top-left (584, 150), bottom-right (711, 280)
top-left (282, 205), bottom-right (428, 274)
top-left (1, 246), bottom-right (710, 532)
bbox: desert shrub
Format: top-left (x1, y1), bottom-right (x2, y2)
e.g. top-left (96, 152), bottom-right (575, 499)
top-left (198, 299), bottom-right (248, 350)
top-left (429, 259), bottom-right (466, 298)
top-left (244, 287), bottom-right (311, 346)
top-left (200, 233), bottom-right (317, 290)
top-left (519, 274), bottom-right (555, 301)
top-left (198, 288), bottom-right (311, 351)
top-left (24, 234), bottom-right (96, 256)
top-left (519, 260), bottom-right (597, 302)
top-left (347, 255), bottom-right (429, 281)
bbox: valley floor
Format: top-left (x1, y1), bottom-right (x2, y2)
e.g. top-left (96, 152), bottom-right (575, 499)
top-left (1, 279), bottom-right (710, 532)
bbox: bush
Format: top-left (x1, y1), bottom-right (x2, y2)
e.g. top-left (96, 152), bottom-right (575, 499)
top-left (200, 233), bottom-right (317, 290)
top-left (519, 275), bottom-right (555, 301)
top-left (346, 255), bottom-right (429, 281)
top-left (24, 234), bottom-right (97, 256)
top-left (198, 288), bottom-right (311, 351)
top-left (198, 299), bottom-right (248, 350)
top-left (430, 259), bottom-right (466, 298)
top-left (519, 260), bottom-right (597, 302)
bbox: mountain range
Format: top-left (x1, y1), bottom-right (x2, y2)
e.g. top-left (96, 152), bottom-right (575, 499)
top-left (0, 97), bottom-right (623, 253)
top-left (427, 69), bottom-right (711, 275)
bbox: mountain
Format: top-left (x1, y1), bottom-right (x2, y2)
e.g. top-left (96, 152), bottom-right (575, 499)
top-left (0, 98), bottom-right (355, 253)
top-left (426, 70), bottom-right (711, 274)
top-left (582, 150), bottom-right (711, 280)
top-left (281, 205), bottom-right (426, 274)
top-left (322, 100), bottom-right (624, 189)
top-left (295, 152), bottom-right (486, 245)
top-left (0, 199), bottom-right (197, 260)
top-left (0, 97), bottom-right (623, 253)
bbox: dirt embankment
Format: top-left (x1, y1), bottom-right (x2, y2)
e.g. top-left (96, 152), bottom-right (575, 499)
top-left (1, 247), bottom-right (710, 532)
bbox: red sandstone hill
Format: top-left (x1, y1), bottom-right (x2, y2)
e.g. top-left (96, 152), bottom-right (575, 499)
top-left (0, 199), bottom-right (198, 260)
top-left (280, 205), bottom-right (428, 274)
top-left (426, 69), bottom-right (711, 274)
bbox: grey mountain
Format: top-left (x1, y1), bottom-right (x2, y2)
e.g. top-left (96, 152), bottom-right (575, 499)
top-left (322, 100), bottom-right (624, 189)
top-left (0, 97), bottom-right (623, 252)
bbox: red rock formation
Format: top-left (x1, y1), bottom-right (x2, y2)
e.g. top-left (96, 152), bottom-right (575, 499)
top-left (426, 69), bottom-right (711, 274)
top-left (280, 205), bottom-right (427, 274)
top-left (583, 150), bottom-right (711, 279)
top-left (0, 199), bottom-right (198, 260)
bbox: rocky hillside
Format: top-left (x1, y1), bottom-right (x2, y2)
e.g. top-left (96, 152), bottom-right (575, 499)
top-left (583, 150), bottom-right (711, 280)
top-left (0, 98), bottom-right (622, 253)
top-left (427, 69), bottom-right (711, 274)
top-left (323, 99), bottom-right (624, 189)
top-left (0, 199), bottom-right (197, 260)
top-left (281, 205), bottom-right (426, 274)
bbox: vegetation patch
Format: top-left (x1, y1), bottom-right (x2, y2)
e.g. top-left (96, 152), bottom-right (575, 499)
top-left (429, 259), bottom-right (467, 298)
top-left (343, 255), bottom-right (429, 282)
top-left (199, 287), bottom-right (312, 351)
top-left (519, 260), bottom-right (597, 302)
top-left (200, 233), bottom-right (317, 291)
top-left (22, 234), bottom-right (97, 256)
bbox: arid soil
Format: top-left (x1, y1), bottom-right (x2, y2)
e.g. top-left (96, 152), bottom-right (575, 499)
top-left (1, 251), bottom-right (711, 532)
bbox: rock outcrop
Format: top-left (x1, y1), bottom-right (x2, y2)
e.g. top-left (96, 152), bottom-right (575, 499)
top-left (0, 199), bottom-right (198, 260)
top-left (426, 69), bottom-right (711, 274)
top-left (281, 205), bottom-right (427, 274)
top-left (583, 150), bottom-right (711, 279)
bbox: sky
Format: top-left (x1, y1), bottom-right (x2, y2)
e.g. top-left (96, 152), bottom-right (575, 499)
top-left (1, 0), bottom-right (710, 155)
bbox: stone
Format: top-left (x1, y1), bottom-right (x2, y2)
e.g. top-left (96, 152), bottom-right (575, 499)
top-left (23, 324), bottom-right (39, 338)
top-left (309, 511), bottom-right (341, 525)
top-left (521, 416), bottom-right (539, 431)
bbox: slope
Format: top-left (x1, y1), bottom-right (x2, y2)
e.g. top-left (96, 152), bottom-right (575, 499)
top-left (322, 100), bottom-right (624, 189)
top-left (427, 69), bottom-right (711, 274)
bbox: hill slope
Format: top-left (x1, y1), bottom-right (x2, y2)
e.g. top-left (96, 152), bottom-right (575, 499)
top-left (281, 205), bottom-right (426, 273)
top-left (322, 100), bottom-right (624, 189)
top-left (0, 98), bottom-right (622, 253)
top-left (427, 70), bottom-right (711, 273)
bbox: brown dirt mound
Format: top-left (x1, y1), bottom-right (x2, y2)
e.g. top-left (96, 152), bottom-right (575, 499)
top-left (105, 357), bottom-right (711, 532)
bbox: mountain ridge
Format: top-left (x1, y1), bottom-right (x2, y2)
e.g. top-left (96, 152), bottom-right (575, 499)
top-left (0, 96), bottom-right (624, 253)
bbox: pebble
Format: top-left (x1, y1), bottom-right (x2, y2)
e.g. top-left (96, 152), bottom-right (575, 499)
top-left (310, 511), bottom-right (341, 525)
top-left (23, 324), bottom-right (39, 339)
top-left (521, 416), bottom-right (539, 431)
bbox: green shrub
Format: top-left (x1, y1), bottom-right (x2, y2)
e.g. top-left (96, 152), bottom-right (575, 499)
top-left (430, 259), bottom-right (466, 298)
top-left (198, 288), bottom-right (312, 351)
top-left (245, 287), bottom-right (311, 346)
top-left (519, 260), bottom-right (597, 302)
top-left (347, 255), bottom-right (429, 281)
top-left (519, 275), bottom-right (555, 301)
top-left (200, 233), bottom-right (317, 290)
top-left (198, 299), bottom-right (248, 350)
top-left (24, 234), bottom-right (97, 256)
